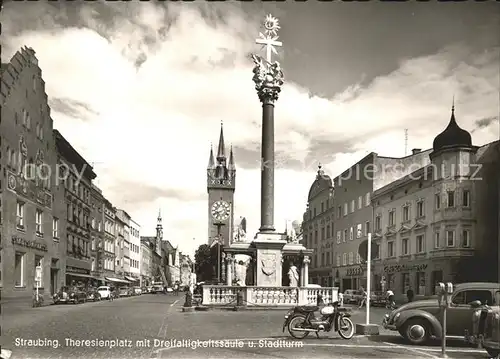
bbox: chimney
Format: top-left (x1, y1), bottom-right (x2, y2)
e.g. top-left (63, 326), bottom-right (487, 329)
top-left (411, 148), bottom-right (421, 155)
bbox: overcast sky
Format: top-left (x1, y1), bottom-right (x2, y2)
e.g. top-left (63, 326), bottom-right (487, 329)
top-left (2, 1), bottom-right (499, 256)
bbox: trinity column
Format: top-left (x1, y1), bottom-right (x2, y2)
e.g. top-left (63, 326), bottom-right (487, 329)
top-left (252, 15), bottom-right (285, 233)
top-left (251, 15), bottom-right (287, 287)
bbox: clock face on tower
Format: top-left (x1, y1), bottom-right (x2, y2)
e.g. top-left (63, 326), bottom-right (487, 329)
top-left (211, 200), bottom-right (230, 221)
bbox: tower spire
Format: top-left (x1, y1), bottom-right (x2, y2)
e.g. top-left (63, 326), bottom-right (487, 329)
top-left (208, 142), bottom-right (215, 169)
top-left (217, 121), bottom-right (225, 159)
top-left (157, 209), bottom-right (162, 225)
top-left (228, 145), bottom-right (235, 170)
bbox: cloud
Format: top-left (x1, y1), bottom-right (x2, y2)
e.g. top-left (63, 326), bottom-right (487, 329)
top-left (1, 2), bottom-right (498, 256)
top-left (49, 97), bottom-right (99, 121)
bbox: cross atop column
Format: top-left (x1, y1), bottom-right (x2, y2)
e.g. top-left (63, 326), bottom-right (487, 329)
top-left (255, 14), bottom-right (283, 63)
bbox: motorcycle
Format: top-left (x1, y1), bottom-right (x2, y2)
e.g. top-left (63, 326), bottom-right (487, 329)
top-left (283, 300), bottom-right (355, 339)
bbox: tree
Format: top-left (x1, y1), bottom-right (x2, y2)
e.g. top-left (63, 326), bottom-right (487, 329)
top-left (194, 244), bottom-right (221, 282)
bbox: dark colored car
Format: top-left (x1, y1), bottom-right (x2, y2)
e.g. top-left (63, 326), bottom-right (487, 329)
top-left (370, 291), bottom-right (386, 307)
top-left (465, 301), bottom-right (500, 358)
top-left (86, 287), bottom-right (101, 302)
top-left (383, 282), bottom-right (500, 345)
top-left (53, 286), bottom-right (86, 304)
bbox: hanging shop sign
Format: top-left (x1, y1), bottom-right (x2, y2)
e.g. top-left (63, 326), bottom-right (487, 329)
top-left (346, 266), bottom-right (364, 276)
top-left (11, 236), bottom-right (47, 251)
top-left (66, 266), bottom-right (90, 275)
top-left (384, 263), bottom-right (427, 273)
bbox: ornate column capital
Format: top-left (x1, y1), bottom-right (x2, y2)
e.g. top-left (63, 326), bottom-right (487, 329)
top-left (251, 56), bottom-right (284, 105)
top-left (303, 255), bottom-right (311, 265)
top-left (226, 254), bottom-right (234, 262)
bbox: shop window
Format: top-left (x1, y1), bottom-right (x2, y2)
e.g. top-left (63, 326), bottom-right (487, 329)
top-left (35, 255), bottom-right (43, 287)
top-left (14, 252), bottom-right (25, 287)
top-left (416, 272), bottom-right (426, 295)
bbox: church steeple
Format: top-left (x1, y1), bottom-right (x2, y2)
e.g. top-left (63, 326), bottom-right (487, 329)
top-left (207, 143), bottom-right (215, 169)
top-left (217, 121), bottom-right (226, 160)
top-left (228, 145), bottom-right (235, 170)
top-left (156, 209), bottom-right (163, 241)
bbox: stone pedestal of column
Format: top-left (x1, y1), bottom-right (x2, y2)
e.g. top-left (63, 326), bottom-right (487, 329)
top-left (253, 233), bottom-right (287, 287)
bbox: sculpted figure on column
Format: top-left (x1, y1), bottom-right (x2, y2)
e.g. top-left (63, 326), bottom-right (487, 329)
top-left (234, 254), bottom-right (251, 286)
top-left (288, 265), bottom-right (299, 287)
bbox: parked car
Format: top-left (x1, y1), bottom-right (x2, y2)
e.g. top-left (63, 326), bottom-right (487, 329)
top-left (370, 291), bottom-right (386, 307)
top-left (86, 287), bottom-right (101, 301)
top-left (343, 290), bottom-right (363, 304)
top-left (97, 286), bottom-right (112, 299)
top-left (383, 282), bottom-right (500, 345)
top-left (152, 285), bottom-right (163, 294)
top-left (465, 301), bottom-right (500, 358)
top-left (53, 286), bottom-right (86, 304)
top-left (118, 287), bottom-right (131, 297)
top-left (133, 286), bottom-right (142, 295)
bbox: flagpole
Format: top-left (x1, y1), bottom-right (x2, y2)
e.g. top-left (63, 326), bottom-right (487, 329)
top-left (366, 233), bottom-right (371, 325)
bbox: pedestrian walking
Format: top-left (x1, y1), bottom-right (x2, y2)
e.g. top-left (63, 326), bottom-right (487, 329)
top-left (359, 289), bottom-right (367, 308)
top-left (406, 288), bottom-right (414, 303)
top-left (386, 289), bottom-right (395, 309)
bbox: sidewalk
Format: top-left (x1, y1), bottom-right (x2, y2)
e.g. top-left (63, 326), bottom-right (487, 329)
top-left (1, 295), bottom-right (50, 315)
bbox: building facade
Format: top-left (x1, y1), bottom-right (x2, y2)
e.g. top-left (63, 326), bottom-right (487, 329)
top-left (140, 237), bottom-right (153, 287)
top-left (129, 218), bottom-right (141, 282)
top-left (163, 240), bottom-right (180, 286)
top-left (102, 198), bottom-right (116, 279)
top-left (371, 107), bottom-right (499, 301)
top-left (54, 130), bottom-right (97, 287)
top-left (114, 212), bottom-right (125, 278)
top-left (207, 124), bottom-right (236, 247)
top-left (1, 47), bottom-right (63, 300)
top-left (140, 211), bottom-right (166, 285)
top-left (90, 184), bottom-right (104, 286)
top-left (301, 166), bottom-right (335, 286)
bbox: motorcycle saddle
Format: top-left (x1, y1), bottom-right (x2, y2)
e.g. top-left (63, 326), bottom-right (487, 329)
top-left (296, 306), bottom-right (319, 312)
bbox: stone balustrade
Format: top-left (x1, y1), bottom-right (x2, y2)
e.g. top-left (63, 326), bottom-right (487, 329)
top-left (202, 285), bottom-right (339, 307)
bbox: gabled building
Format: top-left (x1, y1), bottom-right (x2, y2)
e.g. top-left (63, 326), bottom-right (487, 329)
top-left (1, 47), bottom-right (63, 301)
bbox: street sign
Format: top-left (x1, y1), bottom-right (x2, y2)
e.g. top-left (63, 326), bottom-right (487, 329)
top-left (35, 266), bottom-right (42, 281)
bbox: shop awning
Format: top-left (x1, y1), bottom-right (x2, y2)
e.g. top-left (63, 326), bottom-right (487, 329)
top-left (67, 273), bottom-right (93, 278)
top-left (125, 276), bottom-right (138, 282)
top-left (105, 277), bottom-right (129, 283)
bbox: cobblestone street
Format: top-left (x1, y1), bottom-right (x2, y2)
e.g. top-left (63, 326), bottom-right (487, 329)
top-left (1, 295), bottom-right (490, 359)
